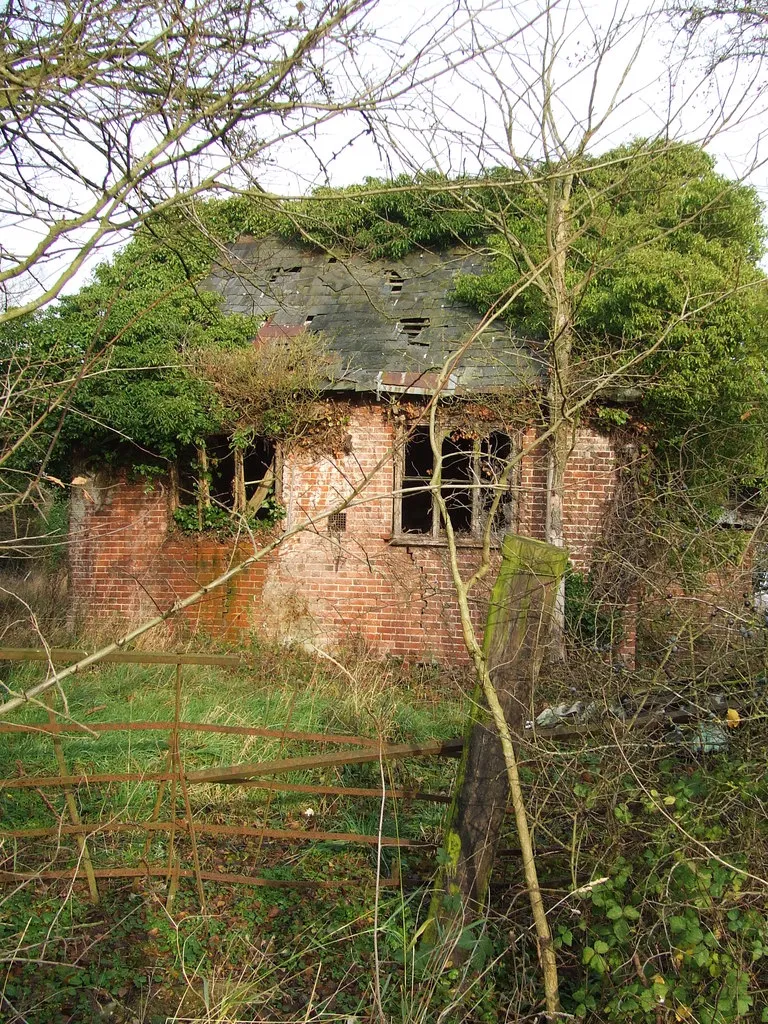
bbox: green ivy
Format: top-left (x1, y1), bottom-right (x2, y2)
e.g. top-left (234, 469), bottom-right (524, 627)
top-left (449, 141), bottom-right (768, 496)
top-left (543, 745), bottom-right (768, 1023)
top-left (595, 405), bottom-right (631, 427)
top-left (4, 141), bottom-right (766, 507)
top-left (172, 497), bottom-right (285, 537)
top-left (564, 569), bottom-right (622, 651)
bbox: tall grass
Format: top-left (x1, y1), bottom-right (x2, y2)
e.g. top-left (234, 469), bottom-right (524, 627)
top-left (0, 649), bottom-right (466, 866)
top-left (0, 649), bottom-right (480, 1024)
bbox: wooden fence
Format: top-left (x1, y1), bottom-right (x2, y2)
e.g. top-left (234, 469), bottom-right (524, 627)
top-left (0, 649), bottom-right (461, 908)
top-left (0, 648), bottom-right (737, 910)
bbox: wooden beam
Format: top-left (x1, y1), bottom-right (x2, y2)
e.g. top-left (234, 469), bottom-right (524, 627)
top-left (0, 818), bottom-right (424, 847)
top-left (186, 737), bottom-right (464, 783)
top-left (0, 648), bottom-right (245, 667)
top-left (0, 865), bottom-right (403, 889)
top-left (0, 719), bottom-right (379, 746)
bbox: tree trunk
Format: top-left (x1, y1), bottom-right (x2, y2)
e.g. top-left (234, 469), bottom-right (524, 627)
top-left (427, 534), bottom-right (568, 953)
top-left (545, 177), bottom-right (576, 659)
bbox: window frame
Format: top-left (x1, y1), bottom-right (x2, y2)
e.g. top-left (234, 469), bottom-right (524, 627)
top-left (392, 424), bottom-right (517, 545)
top-left (173, 435), bottom-right (280, 523)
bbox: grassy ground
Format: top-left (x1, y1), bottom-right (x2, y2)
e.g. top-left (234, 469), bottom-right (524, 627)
top-left (4, 644), bottom-right (768, 1023)
top-left (0, 648), bottom-right (481, 1023)
top-left (1, 649), bottom-right (464, 835)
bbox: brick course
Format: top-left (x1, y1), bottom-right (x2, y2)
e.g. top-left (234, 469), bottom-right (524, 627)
top-left (69, 401), bottom-right (623, 659)
top-left (69, 475), bottom-right (273, 637)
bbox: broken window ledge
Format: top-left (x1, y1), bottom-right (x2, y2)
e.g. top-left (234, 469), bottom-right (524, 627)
top-left (387, 534), bottom-right (501, 549)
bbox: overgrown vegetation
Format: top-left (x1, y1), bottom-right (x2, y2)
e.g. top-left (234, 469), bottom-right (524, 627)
top-left (564, 568), bottom-right (622, 653)
top-left (3, 140), bottom-right (765, 507)
top-left (2, 645), bottom-right (768, 1022)
top-left (171, 495), bottom-right (286, 537)
top-left (1, 137), bottom-right (767, 1022)
top-left (193, 332), bottom-right (332, 443)
top-left (282, 144), bottom-right (768, 502)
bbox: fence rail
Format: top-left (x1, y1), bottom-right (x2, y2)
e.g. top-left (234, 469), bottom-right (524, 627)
top-left (0, 649), bottom-right (458, 904)
top-left (0, 647), bottom-right (244, 666)
top-left (0, 719), bottom-right (380, 745)
top-left (3, 647), bottom-right (712, 903)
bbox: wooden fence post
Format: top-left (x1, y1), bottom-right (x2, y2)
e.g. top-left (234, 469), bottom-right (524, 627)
top-left (44, 694), bottom-right (100, 904)
top-left (165, 663), bottom-right (182, 911)
top-left (165, 663), bottom-right (206, 914)
top-left (427, 534), bottom-right (567, 953)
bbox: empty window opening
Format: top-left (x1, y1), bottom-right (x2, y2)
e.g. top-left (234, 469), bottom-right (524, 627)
top-left (388, 270), bottom-right (404, 294)
top-left (443, 487), bottom-right (473, 533)
top-left (404, 427), bottom-right (433, 478)
top-left (480, 431), bottom-right (514, 532)
top-left (177, 436), bottom-right (277, 522)
top-left (398, 317), bottom-right (430, 343)
top-left (401, 486), bottom-right (433, 534)
top-left (242, 439), bottom-right (275, 512)
top-left (177, 445), bottom-right (199, 505)
top-left (401, 426), bottom-right (433, 534)
top-left (441, 433), bottom-right (474, 533)
top-left (204, 435), bottom-right (235, 509)
top-left (328, 512), bottom-right (347, 534)
top-left (397, 427), bottom-right (514, 538)
top-left (304, 315), bottom-right (315, 327)
top-left (442, 434), bottom-right (473, 482)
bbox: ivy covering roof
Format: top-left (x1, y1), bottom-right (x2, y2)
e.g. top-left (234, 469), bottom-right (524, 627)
top-left (208, 237), bottom-right (544, 395)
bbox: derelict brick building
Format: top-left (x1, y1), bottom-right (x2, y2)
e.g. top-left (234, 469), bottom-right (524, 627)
top-left (69, 239), bottom-right (628, 660)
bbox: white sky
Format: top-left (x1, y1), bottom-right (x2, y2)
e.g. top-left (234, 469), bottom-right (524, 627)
top-left (9, 0), bottom-right (768, 302)
top-left (257, 0), bottom-right (768, 186)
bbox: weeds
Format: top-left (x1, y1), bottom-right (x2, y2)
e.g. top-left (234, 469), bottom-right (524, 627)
top-left (3, 639), bottom-right (768, 1021)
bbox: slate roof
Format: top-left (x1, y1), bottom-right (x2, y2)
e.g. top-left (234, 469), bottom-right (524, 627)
top-left (208, 237), bottom-right (544, 395)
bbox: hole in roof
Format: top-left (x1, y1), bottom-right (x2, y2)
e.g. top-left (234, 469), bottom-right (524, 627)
top-left (268, 266), bottom-right (302, 283)
top-left (388, 270), bottom-right (404, 294)
top-left (327, 256), bottom-right (338, 263)
top-left (398, 317), bottom-right (430, 343)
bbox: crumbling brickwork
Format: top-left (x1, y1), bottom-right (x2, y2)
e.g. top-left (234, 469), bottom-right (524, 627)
top-left (69, 401), bottom-right (624, 660)
top-left (69, 474), bottom-right (272, 636)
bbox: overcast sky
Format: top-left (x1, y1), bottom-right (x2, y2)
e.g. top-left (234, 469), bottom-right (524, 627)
top-left (10, 0), bottom-right (768, 303)
top-left (257, 0), bottom-right (768, 200)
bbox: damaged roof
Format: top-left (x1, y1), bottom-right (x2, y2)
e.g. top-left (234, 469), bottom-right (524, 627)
top-left (208, 237), bottom-right (544, 395)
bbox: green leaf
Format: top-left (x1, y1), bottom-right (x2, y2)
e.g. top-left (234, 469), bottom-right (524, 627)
top-left (639, 988), bottom-right (656, 1011)
top-left (590, 953), bottom-right (606, 975)
top-left (737, 994), bottom-right (753, 1015)
top-left (694, 947), bottom-right (710, 967)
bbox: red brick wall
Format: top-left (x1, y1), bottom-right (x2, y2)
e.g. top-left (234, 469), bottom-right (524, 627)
top-left (517, 426), bottom-right (620, 569)
top-left (69, 474), bottom-right (271, 636)
top-left (68, 402), bottom-right (623, 658)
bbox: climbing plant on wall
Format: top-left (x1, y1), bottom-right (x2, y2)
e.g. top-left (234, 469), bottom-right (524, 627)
top-left (6, 142), bottom-right (767, 510)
